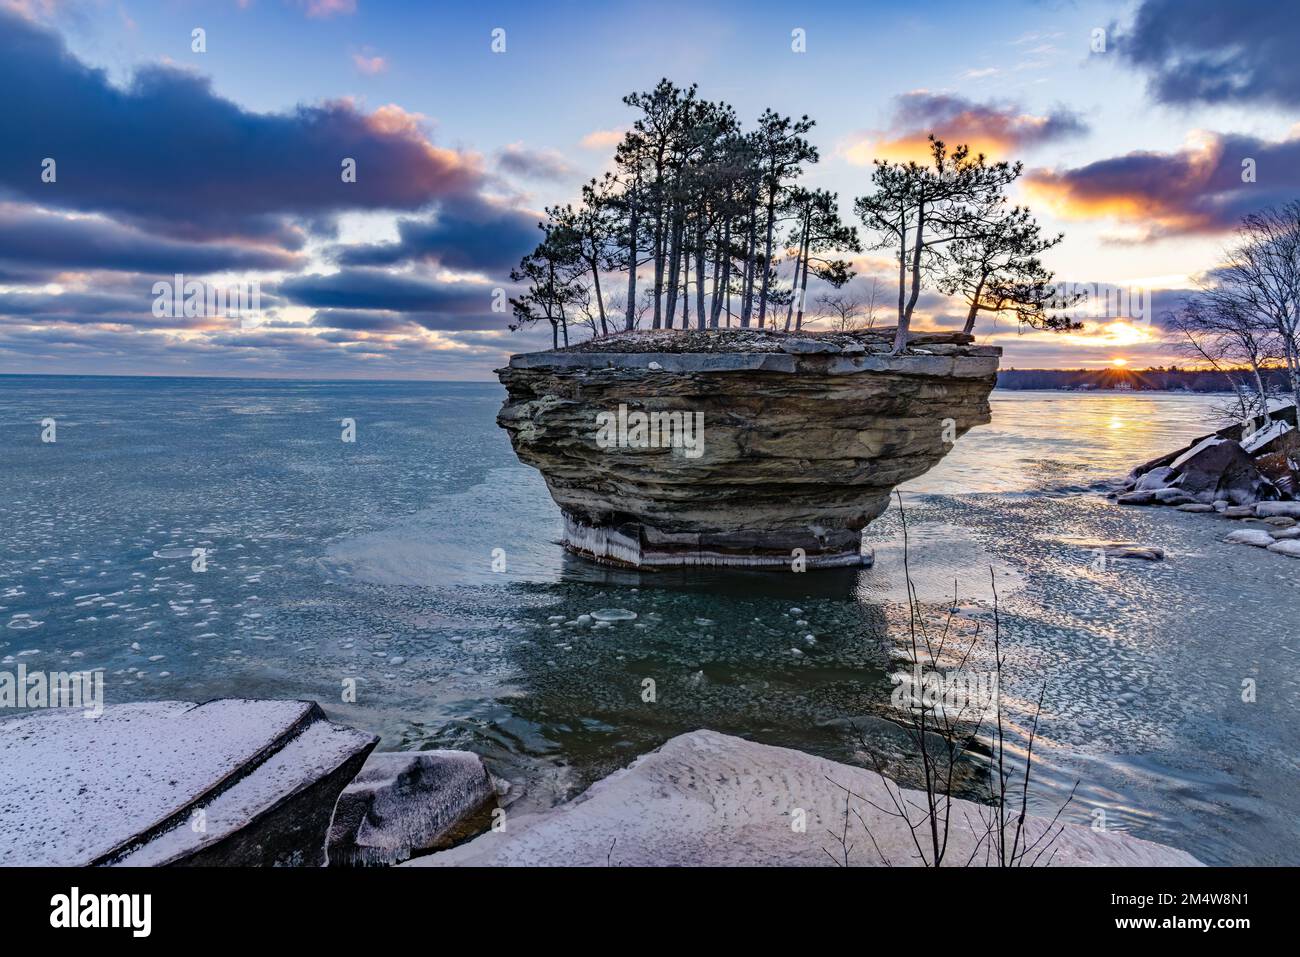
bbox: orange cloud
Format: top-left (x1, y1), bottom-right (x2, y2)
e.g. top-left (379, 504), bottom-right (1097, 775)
top-left (841, 91), bottom-right (1087, 165)
top-left (580, 129), bottom-right (625, 150)
top-left (1022, 130), bottom-right (1300, 237)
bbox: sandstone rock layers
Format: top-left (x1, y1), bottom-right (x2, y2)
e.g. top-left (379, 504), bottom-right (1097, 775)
top-left (497, 337), bottom-right (999, 568)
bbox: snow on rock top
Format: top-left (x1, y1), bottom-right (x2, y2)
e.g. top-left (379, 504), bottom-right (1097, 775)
top-left (0, 699), bottom-right (370, 866)
top-left (410, 729), bottom-right (1201, 868)
top-left (1169, 435), bottom-right (1226, 471)
top-left (1243, 420), bottom-right (1293, 455)
top-left (113, 719), bottom-right (377, 866)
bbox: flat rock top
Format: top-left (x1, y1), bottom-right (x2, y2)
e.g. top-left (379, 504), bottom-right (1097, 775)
top-left (414, 729), bottom-right (1200, 867)
top-left (554, 327), bottom-right (982, 356)
top-left (0, 698), bottom-right (318, 866)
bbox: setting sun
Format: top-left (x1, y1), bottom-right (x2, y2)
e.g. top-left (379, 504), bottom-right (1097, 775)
top-left (1112, 357), bottom-right (1129, 367)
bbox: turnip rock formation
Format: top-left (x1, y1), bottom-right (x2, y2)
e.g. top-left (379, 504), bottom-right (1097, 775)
top-left (496, 329), bottom-right (1000, 568)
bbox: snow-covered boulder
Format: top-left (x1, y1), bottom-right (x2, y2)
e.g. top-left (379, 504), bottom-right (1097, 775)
top-left (1134, 466), bottom-right (1177, 491)
top-left (0, 699), bottom-right (376, 866)
top-left (326, 750), bottom-right (496, 866)
top-left (1172, 439), bottom-right (1275, 505)
top-left (1224, 529), bottom-right (1276, 547)
top-left (1256, 501), bottom-right (1300, 518)
top-left (410, 730), bottom-right (1200, 867)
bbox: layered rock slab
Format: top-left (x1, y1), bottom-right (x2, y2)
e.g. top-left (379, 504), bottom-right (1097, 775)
top-left (497, 332), bottom-right (999, 567)
top-left (0, 699), bottom-right (376, 866)
top-left (412, 730), bottom-right (1199, 867)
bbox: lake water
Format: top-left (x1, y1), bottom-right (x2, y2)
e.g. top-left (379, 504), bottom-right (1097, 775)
top-left (2, 377), bottom-right (1297, 865)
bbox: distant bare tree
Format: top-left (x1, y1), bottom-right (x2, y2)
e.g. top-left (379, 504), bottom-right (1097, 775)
top-left (812, 279), bottom-right (880, 332)
top-left (1170, 203), bottom-right (1300, 423)
top-left (1170, 294), bottom-right (1276, 423)
top-left (1218, 204), bottom-right (1300, 415)
top-left (602, 288), bottom-right (654, 332)
top-left (572, 285), bottom-right (604, 340)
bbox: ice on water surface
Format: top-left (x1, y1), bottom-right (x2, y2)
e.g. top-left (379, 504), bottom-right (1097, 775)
top-left (1, 378), bottom-right (1298, 865)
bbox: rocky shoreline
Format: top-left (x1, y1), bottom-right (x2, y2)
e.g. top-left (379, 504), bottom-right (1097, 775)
top-left (1112, 402), bottom-right (1300, 558)
top-left (0, 698), bottom-right (1201, 867)
top-left (0, 699), bottom-right (500, 868)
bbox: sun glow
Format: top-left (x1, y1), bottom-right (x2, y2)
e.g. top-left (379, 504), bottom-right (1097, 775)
top-left (1112, 357), bottom-right (1128, 367)
top-left (1058, 320), bottom-right (1156, 350)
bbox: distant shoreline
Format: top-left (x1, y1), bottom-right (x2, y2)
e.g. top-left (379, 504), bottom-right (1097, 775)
top-left (998, 368), bottom-right (1293, 394)
top-left (993, 386), bottom-right (1235, 393)
top-left (0, 370), bottom-right (1275, 394)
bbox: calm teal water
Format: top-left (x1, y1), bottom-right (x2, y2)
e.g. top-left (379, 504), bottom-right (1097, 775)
top-left (2, 377), bottom-right (1297, 865)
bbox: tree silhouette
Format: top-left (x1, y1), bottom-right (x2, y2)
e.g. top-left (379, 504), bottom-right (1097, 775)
top-left (938, 204), bottom-right (1078, 335)
top-left (856, 137), bottom-right (1021, 353)
top-left (508, 86), bottom-right (1081, 356)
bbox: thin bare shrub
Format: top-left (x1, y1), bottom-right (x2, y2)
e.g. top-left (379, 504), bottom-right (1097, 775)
top-left (823, 493), bottom-right (1076, 866)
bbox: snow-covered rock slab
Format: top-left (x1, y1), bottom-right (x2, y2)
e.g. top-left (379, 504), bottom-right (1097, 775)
top-left (1243, 419), bottom-right (1293, 455)
top-left (113, 717), bottom-right (377, 866)
top-left (411, 730), bottom-right (1200, 867)
top-left (0, 699), bottom-right (376, 866)
top-left (326, 750), bottom-right (496, 866)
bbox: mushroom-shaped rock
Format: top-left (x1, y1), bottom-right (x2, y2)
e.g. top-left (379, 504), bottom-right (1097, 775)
top-left (497, 332), bottom-right (999, 567)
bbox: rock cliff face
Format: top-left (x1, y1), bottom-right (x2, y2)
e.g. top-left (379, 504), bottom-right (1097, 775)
top-left (497, 330), bottom-right (1000, 568)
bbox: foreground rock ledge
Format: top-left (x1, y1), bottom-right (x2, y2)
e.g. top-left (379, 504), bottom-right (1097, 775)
top-left (0, 699), bottom-right (376, 867)
top-left (412, 730), bottom-right (1200, 867)
top-left (497, 330), bottom-right (999, 568)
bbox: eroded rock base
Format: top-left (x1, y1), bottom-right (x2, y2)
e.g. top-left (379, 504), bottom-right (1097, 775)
top-left (562, 514), bottom-right (874, 568)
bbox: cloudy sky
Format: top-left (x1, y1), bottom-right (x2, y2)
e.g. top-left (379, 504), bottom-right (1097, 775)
top-left (1, 0), bottom-right (1295, 380)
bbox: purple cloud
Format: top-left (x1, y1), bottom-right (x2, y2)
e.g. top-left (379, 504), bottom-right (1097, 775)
top-left (0, 208), bottom-right (301, 274)
top-left (0, 7), bottom-right (485, 247)
top-left (1114, 1), bottom-right (1300, 108)
top-left (1027, 131), bottom-right (1300, 238)
top-left (333, 197), bottom-right (540, 274)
